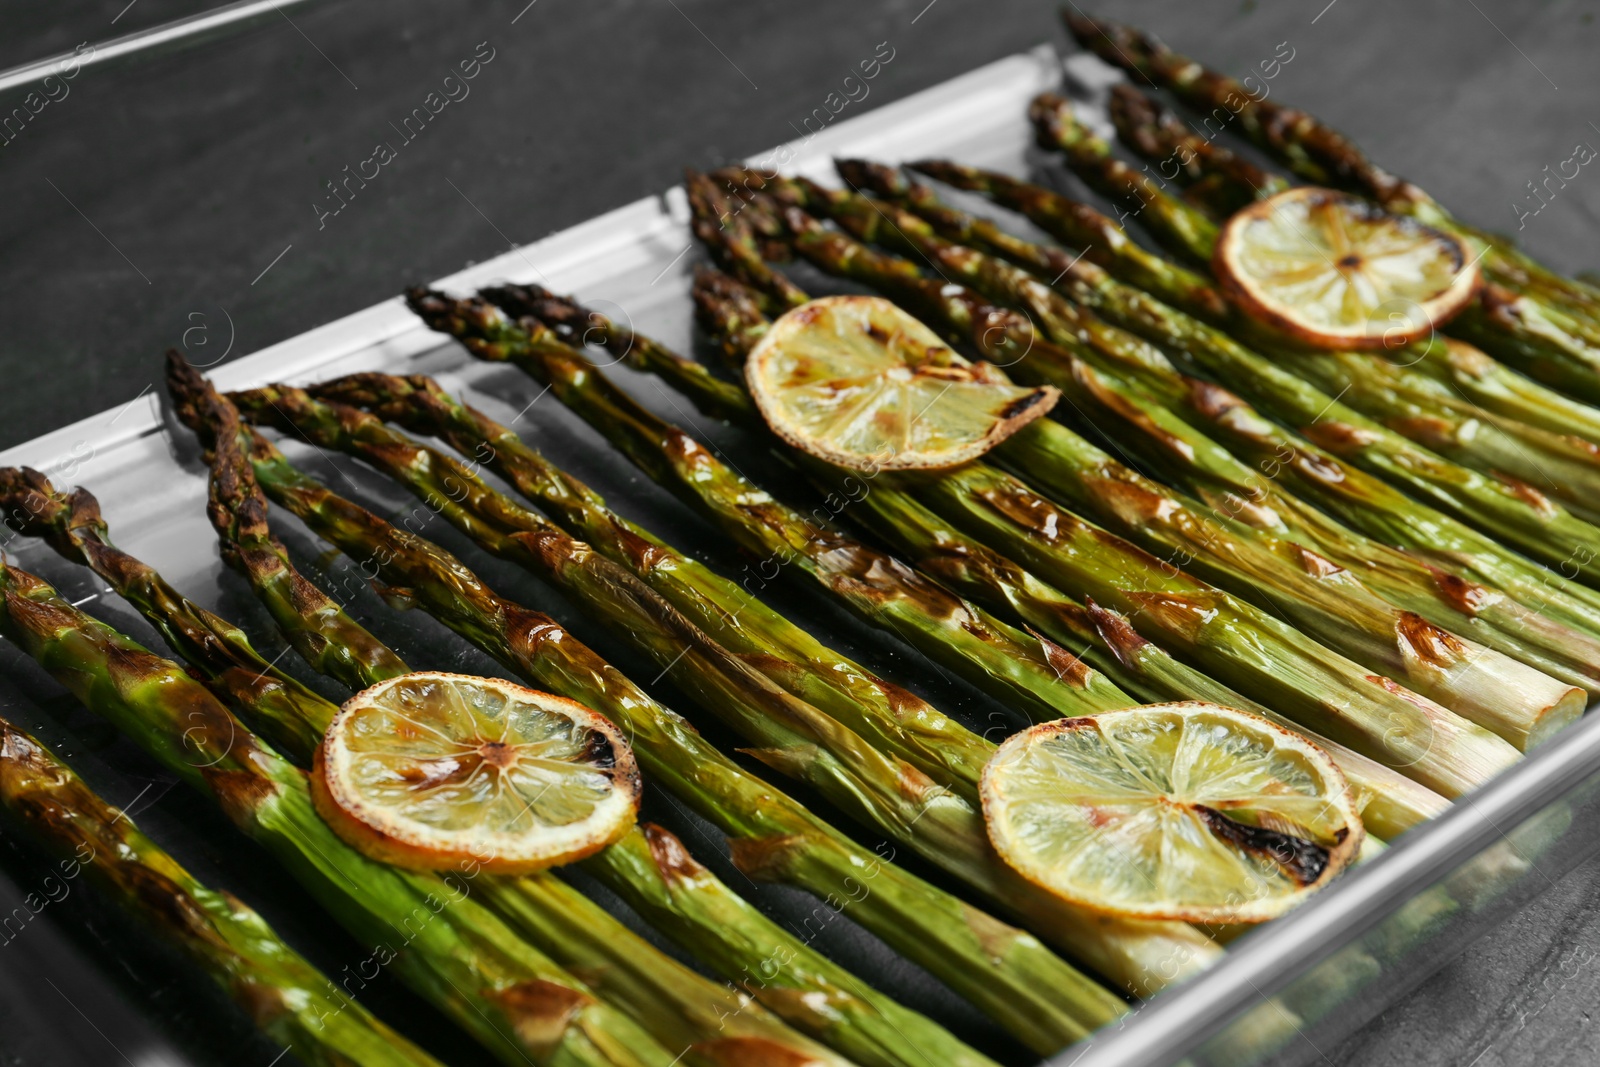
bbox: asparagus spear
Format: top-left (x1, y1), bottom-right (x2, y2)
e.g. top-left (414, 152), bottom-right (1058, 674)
top-left (741, 173), bottom-right (1583, 746)
top-left (1104, 82), bottom-right (1288, 216)
top-left (0, 562), bottom-right (672, 1067)
top-left (876, 154), bottom-right (1600, 584)
top-left (477, 260), bottom-right (1513, 800)
top-left (165, 360), bottom-right (1143, 1038)
top-left (0, 714), bottom-right (444, 1067)
top-left (221, 368), bottom-right (1225, 1000)
top-left (1092, 94), bottom-right (1600, 519)
top-left (895, 158), bottom-right (1229, 325)
top-left (1061, 13), bottom-right (1600, 317)
top-left (0, 468), bottom-right (914, 1067)
top-left (850, 154), bottom-right (1600, 602)
top-left (1031, 85), bottom-right (1600, 405)
top-left (399, 305), bottom-right (1145, 732)
top-left (295, 369), bottom-right (994, 799)
top-left (687, 266), bottom-right (1448, 835)
top-left (823, 164), bottom-right (1600, 686)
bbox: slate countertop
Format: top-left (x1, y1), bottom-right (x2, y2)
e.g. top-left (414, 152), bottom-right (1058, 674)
top-left (1, 1), bottom-right (1597, 1064)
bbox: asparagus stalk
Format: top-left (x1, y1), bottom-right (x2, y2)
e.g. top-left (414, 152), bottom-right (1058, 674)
top-left (1062, 13), bottom-right (1600, 318)
top-left (0, 562), bottom-right (672, 1067)
top-left (884, 150), bottom-right (1600, 584)
top-left (0, 468), bottom-right (909, 1067)
top-left (683, 267), bottom-right (1449, 837)
top-left (894, 158), bottom-right (1229, 325)
top-left (825, 164), bottom-right (1600, 688)
top-left (1032, 83), bottom-right (1600, 403)
top-left (222, 370), bottom-right (1223, 1005)
top-left (1104, 83), bottom-right (1289, 216)
top-left (749, 173), bottom-right (1583, 746)
top-left (704, 185), bottom-right (1548, 767)
top-left (474, 262), bottom-right (1512, 800)
top-left (165, 361), bottom-right (1143, 1038)
top-left (259, 372), bottom-right (993, 800)
top-left (0, 714), bottom-right (444, 1067)
top-left (404, 303), bottom-right (1146, 731)
top-left (1404, 339), bottom-right (1600, 443)
top-left (1093, 94), bottom-right (1600, 521)
top-left (296, 355), bottom-right (1448, 840)
top-left (825, 165), bottom-right (1600, 627)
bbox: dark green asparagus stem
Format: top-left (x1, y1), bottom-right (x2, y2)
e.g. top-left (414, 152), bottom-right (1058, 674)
top-left (1062, 12), bottom-right (1600, 320)
top-left (410, 297), bottom-right (1143, 730)
top-left (821, 162), bottom-right (1600, 686)
top-left (869, 156), bottom-right (1600, 526)
top-left (755, 173), bottom-right (1586, 745)
top-left (1032, 84), bottom-right (1600, 403)
top-left (678, 267), bottom-right (1449, 838)
top-left (0, 472), bottom-right (902, 1067)
top-left (222, 365), bottom-right (1222, 1002)
top-left (296, 369), bottom-right (993, 798)
top-left (0, 466), bottom-right (327, 760)
top-left (0, 715), bottom-right (444, 1067)
top-left (0, 562), bottom-right (671, 1067)
top-left (880, 142), bottom-right (1600, 584)
top-left (1105, 83), bottom-right (1288, 216)
top-left (165, 359), bottom-right (1141, 1041)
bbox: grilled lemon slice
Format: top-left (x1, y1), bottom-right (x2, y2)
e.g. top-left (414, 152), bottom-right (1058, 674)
top-left (1215, 187), bottom-right (1479, 349)
top-left (312, 672), bottom-right (640, 874)
top-left (744, 294), bottom-right (1058, 470)
top-left (982, 702), bottom-right (1363, 924)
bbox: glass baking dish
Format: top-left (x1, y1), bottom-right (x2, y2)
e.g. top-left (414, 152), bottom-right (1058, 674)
top-left (0, 38), bottom-right (1596, 1067)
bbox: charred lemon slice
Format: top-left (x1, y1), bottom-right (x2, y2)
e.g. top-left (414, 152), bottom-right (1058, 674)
top-left (312, 672), bottom-right (640, 874)
top-left (1215, 187), bottom-right (1479, 349)
top-left (981, 702), bottom-right (1363, 924)
top-left (745, 295), bottom-right (1059, 470)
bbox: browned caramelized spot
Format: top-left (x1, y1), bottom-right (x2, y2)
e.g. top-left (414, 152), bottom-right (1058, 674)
top-left (1029, 628), bottom-right (1096, 688)
top-left (1079, 370), bottom-right (1196, 462)
top-left (1396, 612), bottom-right (1467, 666)
top-left (1196, 805), bottom-right (1331, 887)
top-left (1490, 473), bottom-right (1557, 516)
top-left (1089, 476), bottom-right (1177, 528)
top-left (1292, 450), bottom-right (1347, 484)
top-left (479, 740), bottom-right (518, 770)
top-left (1085, 599), bottom-right (1151, 667)
top-left (690, 1036), bottom-right (824, 1067)
top-left (974, 486), bottom-right (1063, 543)
top-left (1427, 566), bottom-right (1490, 616)
top-left (874, 678), bottom-right (935, 722)
top-left (727, 834), bottom-right (804, 882)
top-left (1300, 421), bottom-right (1379, 453)
top-left (1387, 416), bottom-right (1459, 451)
top-left (201, 767), bottom-right (284, 828)
top-left (505, 605), bottom-right (567, 661)
top-left (1122, 591), bottom-right (1217, 644)
top-left (1187, 379), bottom-right (1246, 420)
top-left (490, 979), bottom-right (595, 1051)
top-left (1364, 673), bottom-right (1445, 715)
top-left (1296, 548), bottom-right (1344, 579)
top-left (640, 823), bottom-right (709, 884)
top-left (1442, 339), bottom-right (1495, 377)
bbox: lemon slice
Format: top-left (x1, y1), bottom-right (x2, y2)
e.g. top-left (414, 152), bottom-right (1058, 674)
top-left (312, 672), bottom-right (640, 874)
top-left (981, 702), bottom-right (1363, 924)
top-left (1214, 187), bottom-right (1480, 349)
top-left (744, 295), bottom-right (1059, 470)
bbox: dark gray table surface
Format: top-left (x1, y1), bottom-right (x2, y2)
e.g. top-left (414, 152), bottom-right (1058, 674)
top-left (2, 1), bottom-right (1598, 1065)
